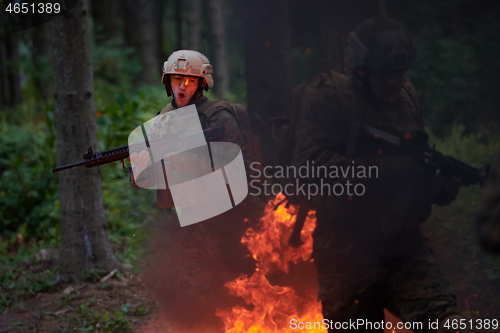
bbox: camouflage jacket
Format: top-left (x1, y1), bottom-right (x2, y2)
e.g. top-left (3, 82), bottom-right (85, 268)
top-left (151, 96), bottom-right (250, 166)
top-left (130, 96), bottom-right (249, 196)
top-left (293, 71), bottom-right (434, 237)
top-left (292, 71), bottom-right (441, 301)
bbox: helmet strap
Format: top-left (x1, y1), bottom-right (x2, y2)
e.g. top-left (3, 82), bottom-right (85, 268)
top-left (165, 84), bottom-right (172, 97)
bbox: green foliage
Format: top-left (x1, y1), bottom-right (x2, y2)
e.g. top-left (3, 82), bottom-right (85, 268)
top-left (391, 0), bottom-right (500, 137)
top-left (3, 1), bottom-right (499, 325)
top-left (426, 125), bottom-right (500, 317)
top-left (17, 33), bottom-right (53, 103)
top-left (0, 23), bottom-right (166, 245)
top-left (95, 86), bottom-right (165, 150)
top-left (75, 306), bottom-right (134, 333)
top-left (91, 38), bottom-right (141, 91)
top-left (0, 105), bottom-right (59, 243)
top-left (94, 85), bottom-right (166, 271)
top-left (82, 269), bottom-right (108, 283)
top-left (0, 247), bottom-right (58, 312)
top-left (429, 124), bottom-right (500, 166)
top-left (0, 58), bottom-right (166, 250)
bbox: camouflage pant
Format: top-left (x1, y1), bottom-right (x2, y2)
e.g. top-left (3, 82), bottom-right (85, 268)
top-left (315, 231), bottom-right (456, 333)
top-left (142, 197), bottom-right (263, 332)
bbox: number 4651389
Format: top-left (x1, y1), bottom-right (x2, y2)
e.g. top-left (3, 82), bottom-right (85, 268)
top-left (5, 2), bottom-right (61, 14)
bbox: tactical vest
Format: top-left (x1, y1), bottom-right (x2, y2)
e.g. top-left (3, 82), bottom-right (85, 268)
top-left (152, 98), bottom-right (264, 209)
top-left (158, 98), bottom-right (263, 172)
top-left (275, 71), bottom-right (426, 246)
top-left (280, 70), bottom-right (424, 176)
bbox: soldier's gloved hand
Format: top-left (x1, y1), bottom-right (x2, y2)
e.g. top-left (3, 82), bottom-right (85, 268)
top-left (432, 174), bottom-right (462, 206)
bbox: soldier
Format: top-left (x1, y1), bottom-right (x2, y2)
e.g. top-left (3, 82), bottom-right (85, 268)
top-left (130, 50), bottom-right (260, 332)
top-left (293, 16), bottom-right (465, 333)
top-left (130, 49), bottom-right (249, 202)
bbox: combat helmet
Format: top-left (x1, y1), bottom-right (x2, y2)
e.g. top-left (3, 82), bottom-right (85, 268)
top-left (346, 15), bottom-right (416, 73)
top-left (162, 50), bottom-right (214, 96)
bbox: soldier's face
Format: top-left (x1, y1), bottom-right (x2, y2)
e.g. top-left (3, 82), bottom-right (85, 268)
top-left (170, 75), bottom-right (199, 108)
top-left (369, 70), bottom-right (405, 103)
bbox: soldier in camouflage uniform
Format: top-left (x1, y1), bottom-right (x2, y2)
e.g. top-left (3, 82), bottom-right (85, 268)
top-left (478, 157), bottom-right (500, 254)
top-left (293, 16), bottom-right (466, 333)
top-left (131, 50), bottom-right (249, 196)
top-left (131, 50), bottom-right (260, 332)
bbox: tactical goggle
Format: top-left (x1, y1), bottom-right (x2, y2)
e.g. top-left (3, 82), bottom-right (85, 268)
top-left (162, 74), bottom-right (199, 87)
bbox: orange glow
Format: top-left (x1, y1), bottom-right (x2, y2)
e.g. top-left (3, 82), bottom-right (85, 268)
top-left (217, 193), bottom-right (326, 333)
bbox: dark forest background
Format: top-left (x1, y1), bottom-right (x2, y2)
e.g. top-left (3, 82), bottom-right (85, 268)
top-left (0, 0), bottom-right (500, 331)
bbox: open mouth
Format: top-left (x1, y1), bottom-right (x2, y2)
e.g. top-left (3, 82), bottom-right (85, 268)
top-left (178, 92), bottom-right (186, 100)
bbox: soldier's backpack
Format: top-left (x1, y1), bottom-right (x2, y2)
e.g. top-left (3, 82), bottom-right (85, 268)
top-left (275, 70), bottom-right (352, 192)
top-left (272, 70), bottom-right (353, 246)
top-left (197, 99), bottom-right (264, 179)
top-left (277, 70), bottom-right (423, 178)
top-left (275, 70), bottom-right (425, 245)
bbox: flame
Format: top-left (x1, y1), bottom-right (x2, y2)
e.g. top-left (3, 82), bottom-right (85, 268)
top-left (217, 193), bottom-right (326, 333)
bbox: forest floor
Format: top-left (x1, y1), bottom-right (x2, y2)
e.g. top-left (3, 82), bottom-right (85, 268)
top-left (0, 247), bottom-right (164, 333)
top-left (2, 193), bottom-right (500, 333)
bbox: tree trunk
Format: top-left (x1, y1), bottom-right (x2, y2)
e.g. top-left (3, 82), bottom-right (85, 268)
top-left (242, 0), bottom-right (292, 167)
top-left (50, 0), bottom-right (121, 282)
top-left (208, 0), bottom-right (229, 98)
top-left (318, 0), bottom-right (381, 73)
top-left (175, 0), bottom-right (183, 50)
top-left (122, 0), bottom-right (141, 51)
top-left (32, 23), bottom-right (52, 63)
top-left (0, 26), bottom-right (22, 108)
top-left (187, 0), bottom-right (201, 50)
top-left (137, 0), bottom-right (160, 85)
top-left (122, 0), bottom-right (160, 85)
top-left (154, 0), bottom-right (166, 63)
top-left (0, 26), bottom-right (9, 108)
top-left (32, 23), bottom-right (53, 101)
top-left (91, 0), bottom-right (121, 41)
top-left (7, 33), bottom-right (22, 106)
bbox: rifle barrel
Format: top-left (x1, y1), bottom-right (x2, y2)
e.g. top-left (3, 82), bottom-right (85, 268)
top-left (51, 125), bottom-right (225, 173)
top-left (52, 160), bottom-right (87, 173)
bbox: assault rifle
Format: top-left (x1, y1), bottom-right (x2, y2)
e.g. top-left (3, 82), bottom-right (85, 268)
top-left (288, 122), bottom-right (489, 247)
top-left (346, 121), bottom-right (489, 187)
top-left (52, 125), bottom-right (225, 173)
